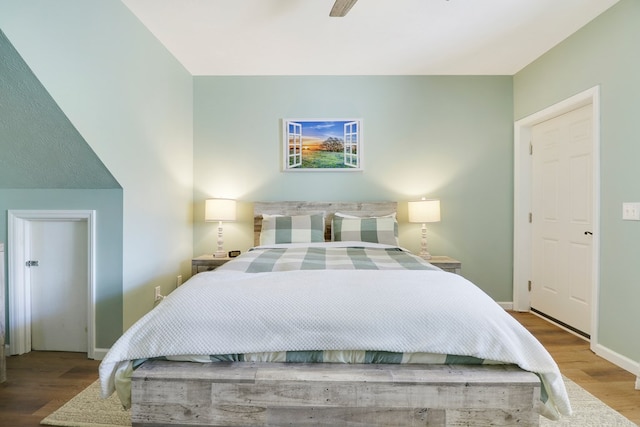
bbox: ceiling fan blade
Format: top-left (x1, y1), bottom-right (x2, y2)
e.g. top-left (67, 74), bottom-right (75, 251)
top-left (330, 0), bottom-right (358, 17)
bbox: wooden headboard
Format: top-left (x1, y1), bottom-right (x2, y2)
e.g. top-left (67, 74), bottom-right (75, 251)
top-left (253, 201), bottom-right (397, 247)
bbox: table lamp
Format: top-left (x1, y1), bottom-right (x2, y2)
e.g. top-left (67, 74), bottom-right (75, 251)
top-left (408, 198), bottom-right (441, 260)
top-left (205, 198), bottom-right (236, 258)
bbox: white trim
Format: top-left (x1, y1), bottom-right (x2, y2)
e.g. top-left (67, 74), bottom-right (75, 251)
top-left (92, 347), bottom-right (109, 361)
top-left (533, 310), bottom-right (640, 378)
top-left (497, 301), bottom-right (513, 311)
top-left (282, 118), bottom-right (364, 172)
top-left (592, 343), bottom-right (640, 380)
top-left (513, 86), bottom-right (601, 353)
top-left (8, 210), bottom-right (97, 359)
top-left (8, 213), bottom-right (31, 355)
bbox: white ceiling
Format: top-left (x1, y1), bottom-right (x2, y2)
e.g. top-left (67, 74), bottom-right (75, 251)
top-left (121, 0), bottom-right (620, 76)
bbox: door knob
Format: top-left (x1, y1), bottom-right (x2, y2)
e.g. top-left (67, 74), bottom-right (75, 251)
top-left (584, 231), bottom-right (593, 235)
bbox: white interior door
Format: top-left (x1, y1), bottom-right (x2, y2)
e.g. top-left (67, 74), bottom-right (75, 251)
top-left (531, 104), bottom-right (593, 336)
top-left (29, 220), bottom-right (88, 352)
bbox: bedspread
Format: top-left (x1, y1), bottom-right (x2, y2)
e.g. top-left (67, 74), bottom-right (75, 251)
top-left (216, 242), bottom-right (441, 272)
top-left (99, 264), bottom-right (571, 419)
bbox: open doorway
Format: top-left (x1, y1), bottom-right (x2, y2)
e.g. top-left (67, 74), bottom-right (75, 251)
top-left (8, 210), bottom-right (96, 359)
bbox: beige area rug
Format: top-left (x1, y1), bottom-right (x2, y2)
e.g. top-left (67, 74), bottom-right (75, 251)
top-left (40, 380), bottom-right (129, 427)
top-left (41, 376), bottom-right (636, 426)
top-left (540, 378), bottom-right (637, 427)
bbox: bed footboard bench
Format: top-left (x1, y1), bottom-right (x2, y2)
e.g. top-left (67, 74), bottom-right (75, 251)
top-left (131, 360), bottom-right (541, 426)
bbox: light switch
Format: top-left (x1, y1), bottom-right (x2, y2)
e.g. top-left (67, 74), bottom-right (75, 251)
top-left (622, 203), bottom-right (640, 220)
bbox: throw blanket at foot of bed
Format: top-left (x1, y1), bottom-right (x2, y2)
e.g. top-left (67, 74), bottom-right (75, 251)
top-left (131, 360), bottom-right (542, 427)
top-left (100, 268), bottom-right (571, 420)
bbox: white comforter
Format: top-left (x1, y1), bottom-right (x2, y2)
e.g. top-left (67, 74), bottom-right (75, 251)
top-left (99, 268), bottom-right (571, 419)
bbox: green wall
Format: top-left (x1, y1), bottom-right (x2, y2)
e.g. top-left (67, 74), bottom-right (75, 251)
top-left (514, 0), bottom-right (640, 361)
top-left (193, 75), bottom-right (515, 301)
top-left (0, 0), bottom-right (194, 340)
top-left (1, 19), bottom-right (123, 349)
top-left (2, 0), bottom-right (635, 373)
top-left (0, 189), bottom-right (123, 347)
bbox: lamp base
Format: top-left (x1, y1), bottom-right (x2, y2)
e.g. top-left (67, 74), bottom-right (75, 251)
top-left (213, 251), bottom-right (227, 258)
top-left (418, 224), bottom-right (432, 261)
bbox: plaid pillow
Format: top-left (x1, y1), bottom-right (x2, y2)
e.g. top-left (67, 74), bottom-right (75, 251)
top-left (260, 213), bottom-right (325, 245)
top-left (332, 215), bottom-right (398, 245)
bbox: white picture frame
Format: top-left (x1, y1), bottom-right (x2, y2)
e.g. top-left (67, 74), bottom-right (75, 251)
top-left (282, 118), bottom-right (363, 171)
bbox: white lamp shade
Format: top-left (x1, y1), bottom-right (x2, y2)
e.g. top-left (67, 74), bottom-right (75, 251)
top-left (408, 199), bottom-right (441, 223)
top-left (205, 199), bottom-right (237, 222)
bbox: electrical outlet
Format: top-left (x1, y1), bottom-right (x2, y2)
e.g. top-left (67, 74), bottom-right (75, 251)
top-left (154, 286), bottom-right (162, 302)
top-left (177, 275), bottom-right (183, 287)
top-left (622, 202), bottom-right (640, 220)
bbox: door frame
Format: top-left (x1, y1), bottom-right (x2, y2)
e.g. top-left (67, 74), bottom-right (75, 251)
top-left (513, 86), bottom-right (600, 349)
top-left (7, 210), bottom-right (96, 359)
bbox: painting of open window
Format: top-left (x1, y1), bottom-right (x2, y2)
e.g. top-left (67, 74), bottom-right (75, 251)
top-left (283, 119), bottom-right (363, 171)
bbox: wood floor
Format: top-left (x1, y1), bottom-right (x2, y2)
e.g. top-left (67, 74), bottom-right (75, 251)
top-left (510, 311), bottom-right (640, 425)
top-left (0, 351), bottom-right (100, 426)
top-left (0, 311), bottom-right (638, 426)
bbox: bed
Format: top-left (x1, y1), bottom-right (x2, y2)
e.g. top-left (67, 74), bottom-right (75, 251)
top-left (99, 201), bottom-right (571, 426)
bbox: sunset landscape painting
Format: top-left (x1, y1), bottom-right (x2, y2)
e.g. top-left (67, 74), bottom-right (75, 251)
top-left (283, 119), bottom-right (363, 171)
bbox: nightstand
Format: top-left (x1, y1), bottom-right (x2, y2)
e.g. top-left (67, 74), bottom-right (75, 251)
top-left (191, 255), bottom-right (232, 275)
top-left (428, 256), bottom-right (461, 275)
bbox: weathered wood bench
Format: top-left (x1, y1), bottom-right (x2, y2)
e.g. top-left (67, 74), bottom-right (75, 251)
top-left (131, 360), bottom-right (541, 426)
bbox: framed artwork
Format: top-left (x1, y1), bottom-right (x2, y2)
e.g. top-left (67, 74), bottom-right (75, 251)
top-left (282, 119), bottom-right (363, 171)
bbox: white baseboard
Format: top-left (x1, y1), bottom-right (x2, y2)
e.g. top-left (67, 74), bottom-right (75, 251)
top-left (592, 343), bottom-right (640, 380)
top-left (5, 344), bottom-right (108, 360)
top-left (497, 302), bottom-right (513, 310)
top-left (92, 348), bottom-right (109, 361)
top-left (503, 303), bottom-right (640, 382)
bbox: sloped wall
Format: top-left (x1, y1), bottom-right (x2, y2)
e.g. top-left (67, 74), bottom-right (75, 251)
top-left (0, 29), bottom-right (119, 189)
top-left (0, 0), bottom-right (194, 341)
top-left (0, 29), bottom-right (124, 348)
